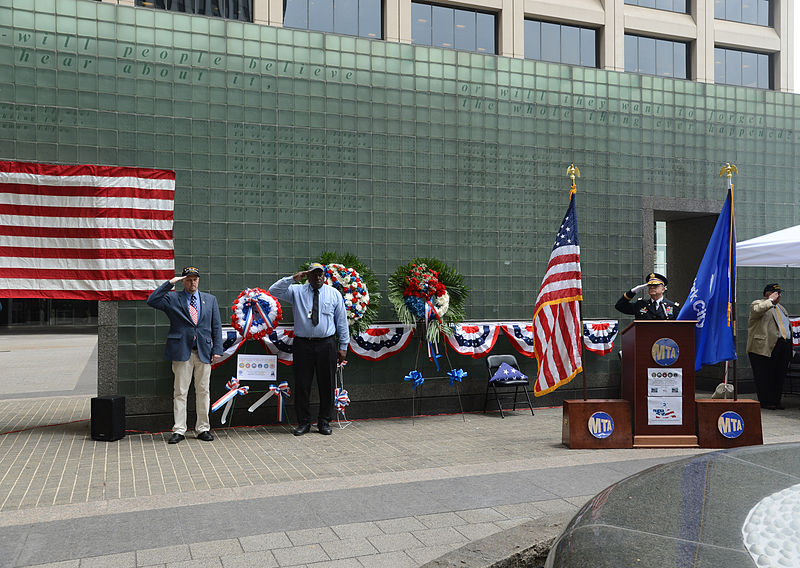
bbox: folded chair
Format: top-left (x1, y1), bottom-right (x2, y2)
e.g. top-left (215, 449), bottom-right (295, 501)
top-left (484, 354), bottom-right (534, 418)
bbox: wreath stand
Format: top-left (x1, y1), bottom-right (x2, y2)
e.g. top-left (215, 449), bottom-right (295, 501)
top-left (410, 321), bottom-right (465, 424)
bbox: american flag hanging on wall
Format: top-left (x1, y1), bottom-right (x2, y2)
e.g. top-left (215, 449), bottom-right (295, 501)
top-left (0, 160), bottom-right (175, 301)
top-left (532, 187), bottom-right (583, 396)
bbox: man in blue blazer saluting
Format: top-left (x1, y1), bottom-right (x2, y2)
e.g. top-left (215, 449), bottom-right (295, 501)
top-left (148, 266), bottom-right (223, 444)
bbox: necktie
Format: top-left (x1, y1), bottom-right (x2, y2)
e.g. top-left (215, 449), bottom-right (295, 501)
top-left (311, 288), bottom-right (319, 326)
top-left (774, 306), bottom-right (789, 339)
top-left (189, 295), bottom-right (198, 325)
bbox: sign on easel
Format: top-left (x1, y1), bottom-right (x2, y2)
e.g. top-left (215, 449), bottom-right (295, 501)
top-left (236, 354), bottom-right (277, 381)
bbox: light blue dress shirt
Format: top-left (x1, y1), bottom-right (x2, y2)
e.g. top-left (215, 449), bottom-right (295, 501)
top-left (269, 276), bottom-right (350, 350)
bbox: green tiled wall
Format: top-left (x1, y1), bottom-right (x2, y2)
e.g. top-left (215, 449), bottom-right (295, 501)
top-left (2, 1), bottom-right (798, 409)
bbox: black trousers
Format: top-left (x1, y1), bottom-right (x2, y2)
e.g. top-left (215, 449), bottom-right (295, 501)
top-left (748, 338), bottom-right (792, 407)
top-left (292, 336), bottom-right (336, 424)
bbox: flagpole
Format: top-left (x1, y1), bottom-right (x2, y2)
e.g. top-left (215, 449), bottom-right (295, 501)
top-left (566, 164), bottom-right (588, 401)
top-left (720, 163), bottom-right (738, 400)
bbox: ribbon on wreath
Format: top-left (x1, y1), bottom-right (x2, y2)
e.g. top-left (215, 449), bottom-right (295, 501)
top-left (247, 381), bottom-right (290, 422)
top-left (334, 388), bottom-right (350, 413)
top-left (424, 300), bottom-right (444, 371)
top-left (404, 370), bottom-right (424, 389)
top-left (447, 368), bottom-right (467, 386)
top-left (211, 378), bottom-right (249, 424)
top-left (582, 320), bottom-right (619, 355)
top-left (334, 360), bottom-right (351, 428)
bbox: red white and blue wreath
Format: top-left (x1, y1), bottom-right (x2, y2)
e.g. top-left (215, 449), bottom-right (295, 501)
top-left (231, 288), bottom-right (283, 341)
top-left (301, 252), bottom-right (381, 336)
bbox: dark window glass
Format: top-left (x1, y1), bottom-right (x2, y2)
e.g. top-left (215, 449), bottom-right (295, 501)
top-left (454, 9), bottom-right (475, 52)
top-left (715, 46), bottom-right (772, 88)
top-left (284, 0), bottom-right (308, 28)
top-left (432, 5), bottom-right (455, 48)
top-left (624, 33), bottom-right (638, 72)
top-left (625, 34), bottom-right (688, 79)
top-left (541, 22), bottom-right (560, 62)
top-left (411, 2), bottom-right (496, 54)
top-left (580, 28), bottom-right (595, 67)
top-left (136, 0), bottom-right (253, 21)
top-left (524, 19), bottom-right (597, 68)
top-left (561, 25), bottom-right (580, 66)
top-left (334, 0), bottom-right (358, 36)
top-left (526, 20), bottom-right (541, 60)
top-left (625, 0), bottom-right (688, 14)
top-left (309, 0), bottom-right (334, 33)
top-left (715, 0), bottom-right (771, 26)
top-left (476, 12), bottom-right (494, 53)
top-left (412, 3), bottom-right (433, 46)
top-left (638, 36), bottom-right (656, 75)
top-left (283, 0), bottom-right (383, 39)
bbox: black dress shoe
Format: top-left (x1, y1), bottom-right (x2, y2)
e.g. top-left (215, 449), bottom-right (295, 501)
top-left (196, 431), bottom-right (214, 441)
top-left (293, 423), bottom-right (311, 436)
top-left (168, 433), bottom-right (185, 444)
top-left (318, 420), bottom-right (332, 435)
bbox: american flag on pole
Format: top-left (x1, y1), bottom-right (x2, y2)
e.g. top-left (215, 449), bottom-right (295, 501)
top-left (532, 187), bottom-right (583, 396)
top-left (0, 160), bottom-right (175, 301)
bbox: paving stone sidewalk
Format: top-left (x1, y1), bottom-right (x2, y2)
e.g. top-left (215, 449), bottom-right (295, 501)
top-left (1, 335), bottom-right (799, 567)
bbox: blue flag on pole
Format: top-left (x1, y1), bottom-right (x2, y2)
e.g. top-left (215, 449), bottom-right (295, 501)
top-left (677, 183), bottom-right (737, 371)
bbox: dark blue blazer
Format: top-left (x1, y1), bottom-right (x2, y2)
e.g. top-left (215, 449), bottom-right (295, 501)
top-left (147, 280), bottom-right (223, 363)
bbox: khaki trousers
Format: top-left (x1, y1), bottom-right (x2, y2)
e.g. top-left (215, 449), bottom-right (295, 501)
top-left (172, 351), bottom-right (211, 435)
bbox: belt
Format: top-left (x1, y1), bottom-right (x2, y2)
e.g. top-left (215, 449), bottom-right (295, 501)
top-left (295, 335), bottom-right (334, 341)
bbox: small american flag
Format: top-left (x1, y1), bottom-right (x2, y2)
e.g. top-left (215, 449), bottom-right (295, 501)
top-left (0, 160), bottom-right (175, 300)
top-left (532, 188), bottom-right (583, 396)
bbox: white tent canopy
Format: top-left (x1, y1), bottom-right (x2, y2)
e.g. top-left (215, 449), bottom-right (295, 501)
top-left (736, 225), bottom-right (800, 267)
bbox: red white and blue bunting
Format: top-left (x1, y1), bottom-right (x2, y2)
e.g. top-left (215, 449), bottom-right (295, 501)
top-left (499, 323), bottom-right (536, 358)
top-left (791, 317), bottom-right (800, 348)
top-left (582, 320), bottom-right (620, 356)
top-left (214, 321), bottom-right (617, 365)
top-left (261, 328), bottom-right (295, 365)
top-left (444, 324), bottom-right (500, 358)
top-left (349, 325), bottom-right (415, 361)
top-left (212, 327), bottom-right (246, 369)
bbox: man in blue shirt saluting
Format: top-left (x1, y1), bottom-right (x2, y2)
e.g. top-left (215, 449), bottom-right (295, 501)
top-left (270, 262), bottom-right (349, 436)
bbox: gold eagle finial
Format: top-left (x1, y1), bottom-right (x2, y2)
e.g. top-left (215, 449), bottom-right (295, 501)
top-left (566, 164), bottom-right (580, 181)
top-left (719, 163), bottom-right (738, 178)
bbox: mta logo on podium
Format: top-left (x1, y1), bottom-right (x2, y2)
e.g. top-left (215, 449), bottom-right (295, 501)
top-left (717, 411), bottom-right (744, 439)
top-left (588, 411), bottom-right (614, 439)
top-left (651, 338), bottom-right (679, 366)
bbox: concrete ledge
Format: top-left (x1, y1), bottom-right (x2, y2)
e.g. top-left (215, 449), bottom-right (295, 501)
top-left (421, 512), bottom-right (573, 568)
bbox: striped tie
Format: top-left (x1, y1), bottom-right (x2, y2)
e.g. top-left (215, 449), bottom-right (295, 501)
top-left (189, 295), bottom-right (198, 325)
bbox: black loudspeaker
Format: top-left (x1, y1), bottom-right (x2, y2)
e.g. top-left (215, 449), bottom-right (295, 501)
top-left (91, 395), bottom-right (126, 441)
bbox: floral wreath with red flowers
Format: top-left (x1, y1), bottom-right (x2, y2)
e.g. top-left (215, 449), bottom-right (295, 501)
top-left (300, 252), bottom-right (381, 335)
top-left (389, 258), bottom-right (468, 343)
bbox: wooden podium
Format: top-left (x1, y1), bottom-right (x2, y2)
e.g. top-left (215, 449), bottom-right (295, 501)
top-left (621, 320), bottom-right (698, 447)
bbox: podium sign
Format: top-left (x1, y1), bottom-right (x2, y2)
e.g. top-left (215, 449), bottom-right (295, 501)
top-left (621, 320), bottom-right (698, 447)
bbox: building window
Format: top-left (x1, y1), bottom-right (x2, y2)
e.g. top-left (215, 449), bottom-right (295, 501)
top-left (624, 0), bottom-right (688, 15)
top-left (714, 47), bottom-right (771, 88)
top-left (654, 221), bottom-right (667, 276)
top-left (714, 0), bottom-right (771, 26)
top-left (411, 2), bottom-right (496, 54)
top-left (624, 34), bottom-right (688, 79)
top-left (135, 0), bottom-right (252, 21)
top-left (283, 0), bottom-right (382, 39)
top-left (524, 20), bottom-right (597, 67)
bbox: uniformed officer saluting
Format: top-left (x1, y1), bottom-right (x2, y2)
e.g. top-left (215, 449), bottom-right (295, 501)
top-left (615, 272), bottom-right (679, 320)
